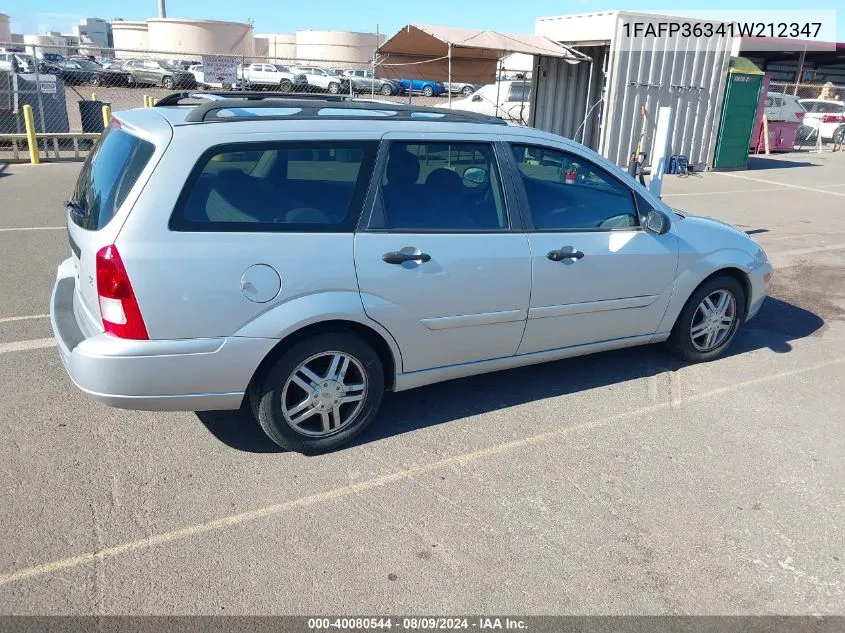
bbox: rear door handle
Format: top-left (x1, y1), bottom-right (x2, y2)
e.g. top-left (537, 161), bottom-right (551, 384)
top-left (382, 250), bottom-right (432, 265)
top-left (547, 249), bottom-right (584, 261)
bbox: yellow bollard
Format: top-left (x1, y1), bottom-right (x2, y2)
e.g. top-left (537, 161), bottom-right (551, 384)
top-left (151, 98), bottom-right (158, 106)
top-left (102, 104), bottom-right (112, 128)
top-left (143, 95), bottom-right (150, 107)
top-left (91, 92), bottom-right (98, 101)
top-left (22, 104), bottom-right (40, 165)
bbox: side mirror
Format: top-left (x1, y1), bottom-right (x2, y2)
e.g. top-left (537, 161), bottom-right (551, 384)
top-left (644, 209), bottom-right (670, 235)
top-left (463, 167), bottom-right (489, 186)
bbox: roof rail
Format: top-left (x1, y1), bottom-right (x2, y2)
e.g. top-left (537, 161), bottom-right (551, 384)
top-left (153, 90), bottom-right (350, 107)
top-left (180, 95), bottom-right (508, 126)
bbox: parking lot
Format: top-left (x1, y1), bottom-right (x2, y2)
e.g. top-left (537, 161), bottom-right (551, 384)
top-left (1, 150), bottom-right (843, 614)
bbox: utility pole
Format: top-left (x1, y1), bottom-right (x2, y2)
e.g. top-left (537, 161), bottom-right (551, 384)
top-left (157, 0), bottom-right (167, 18)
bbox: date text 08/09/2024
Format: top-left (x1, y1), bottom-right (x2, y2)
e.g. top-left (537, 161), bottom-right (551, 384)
top-left (307, 618), bottom-right (528, 630)
top-left (622, 21), bottom-right (823, 39)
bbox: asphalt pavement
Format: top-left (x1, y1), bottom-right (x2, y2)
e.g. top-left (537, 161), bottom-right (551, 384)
top-left (0, 151), bottom-right (843, 615)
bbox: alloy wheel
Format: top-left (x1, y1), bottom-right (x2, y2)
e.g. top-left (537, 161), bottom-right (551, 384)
top-left (281, 351), bottom-right (367, 437)
top-left (690, 290), bottom-right (737, 352)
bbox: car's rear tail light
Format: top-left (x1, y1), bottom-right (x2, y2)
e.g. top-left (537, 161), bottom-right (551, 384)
top-left (821, 114), bottom-right (844, 123)
top-left (795, 112), bottom-right (804, 119)
top-left (95, 244), bottom-right (148, 340)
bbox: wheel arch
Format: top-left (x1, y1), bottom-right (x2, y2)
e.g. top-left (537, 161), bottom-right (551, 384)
top-left (247, 319), bottom-right (401, 396)
top-left (657, 256), bottom-right (755, 337)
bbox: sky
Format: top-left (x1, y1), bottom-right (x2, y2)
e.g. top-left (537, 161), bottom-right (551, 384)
top-left (7, 0), bottom-right (844, 41)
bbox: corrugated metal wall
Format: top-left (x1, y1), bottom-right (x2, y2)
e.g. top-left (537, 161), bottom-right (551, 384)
top-left (600, 16), bottom-right (732, 170)
top-left (530, 46), bottom-right (607, 150)
top-left (533, 13), bottom-right (733, 170)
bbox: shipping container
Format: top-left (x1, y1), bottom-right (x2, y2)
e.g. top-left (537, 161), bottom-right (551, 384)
top-left (533, 11), bottom-right (734, 171)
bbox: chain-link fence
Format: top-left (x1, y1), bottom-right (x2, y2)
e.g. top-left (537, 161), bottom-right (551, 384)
top-left (2, 42), bottom-right (534, 159)
top-left (766, 81), bottom-right (845, 150)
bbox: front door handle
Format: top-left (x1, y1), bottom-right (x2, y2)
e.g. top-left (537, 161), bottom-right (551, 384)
top-left (547, 249), bottom-right (584, 262)
top-left (382, 250), bottom-right (432, 265)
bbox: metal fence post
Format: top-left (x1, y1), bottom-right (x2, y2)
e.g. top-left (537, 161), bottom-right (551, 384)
top-left (23, 104), bottom-right (40, 165)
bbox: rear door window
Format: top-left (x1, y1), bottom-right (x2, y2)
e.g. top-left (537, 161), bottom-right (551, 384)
top-left (171, 141), bottom-right (378, 232)
top-left (69, 125), bottom-right (155, 230)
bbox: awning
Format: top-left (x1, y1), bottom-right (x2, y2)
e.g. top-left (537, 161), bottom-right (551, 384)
top-left (376, 24), bottom-right (586, 84)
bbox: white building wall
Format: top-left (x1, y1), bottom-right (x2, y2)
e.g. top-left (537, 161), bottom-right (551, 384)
top-left (534, 11), bottom-right (733, 170)
top-left (73, 17), bottom-right (111, 48)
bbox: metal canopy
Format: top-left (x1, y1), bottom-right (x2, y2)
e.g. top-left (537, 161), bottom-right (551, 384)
top-left (376, 24), bottom-right (585, 84)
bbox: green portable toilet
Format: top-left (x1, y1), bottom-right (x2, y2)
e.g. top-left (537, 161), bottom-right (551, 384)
top-left (713, 57), bottom-right (765, 170)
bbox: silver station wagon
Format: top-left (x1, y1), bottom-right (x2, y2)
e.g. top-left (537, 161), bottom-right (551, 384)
top-left (50, 92), bottom-right (773, 453)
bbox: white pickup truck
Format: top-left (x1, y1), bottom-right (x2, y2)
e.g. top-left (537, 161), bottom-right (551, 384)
top-left (237, 63), bottom-right (308, 92)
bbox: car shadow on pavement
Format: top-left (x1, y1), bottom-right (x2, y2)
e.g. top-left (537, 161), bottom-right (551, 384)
top-left (0, 163), bottom-right (10, 179)
top-left (196, 296), bottom-right (824, 453)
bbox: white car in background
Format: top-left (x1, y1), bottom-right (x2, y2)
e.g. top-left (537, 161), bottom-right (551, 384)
top-left (291, 66), bottom-right (342, 94)
top-left (238, 63), bottom-right (308, 92)
top-left (451, 80), bottom-right (531, 123)
top-left (798, 98), bottom-right (845, 142)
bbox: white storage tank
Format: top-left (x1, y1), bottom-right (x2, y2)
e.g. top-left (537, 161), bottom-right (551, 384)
top-left (147, 18), bottom-right (253, 56)
top-left (295, 30), bottom-right (384, 65)
top-left (111, 20), bottom-right (149, 56)
top-left (255, 33), bottom-right (296, 62)
top-left (534, 11), bottom-right (733, 170)
top-left (0, 13), bottom-right (11, 43)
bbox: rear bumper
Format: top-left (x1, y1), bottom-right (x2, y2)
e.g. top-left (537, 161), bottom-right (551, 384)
top-left (50, 258), bottom-right (276, 412)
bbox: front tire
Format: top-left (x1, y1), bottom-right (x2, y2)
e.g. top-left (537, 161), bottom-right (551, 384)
top-left (423, 85), bottom-right (434, 97)
top-left (279, 78), bottom-right (293, 92)
top-left (252, 332), bottom-right (385, 454)
top-left (666, 275), bottom-right (746, 362)
top-left (328, 82), bottom-right (340, 94)
top-left (833, 126), bottom-right (845, 145)
top-left (461, 85), bottom-right (474, 97)
top-left (380, 83), bottom-right (393, 96)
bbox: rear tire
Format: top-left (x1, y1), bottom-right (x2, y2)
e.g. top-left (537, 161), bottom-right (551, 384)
top-left (251, 332), bottom-right (384, 454)
top-left (461, 85), bottom-right (474, 97)
top-left (423, 85), bottom-right (434, 97)
top-left (162, 76), bottom-right (174, 89)
top-left (666, 275), bottom-right (746, 362)
top-left (380, 83), bottom-right (393, 96)
top-left (91, 74), bottom-right (101, 86)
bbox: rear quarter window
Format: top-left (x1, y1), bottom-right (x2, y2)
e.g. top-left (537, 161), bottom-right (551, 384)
top-left (69, 125), bottom-right (155, 230)
top-left (170, 141), bottom-right (378, 232)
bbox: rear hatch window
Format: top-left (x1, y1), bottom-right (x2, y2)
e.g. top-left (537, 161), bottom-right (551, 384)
top-left (69, 124), bottom-right (155, 230)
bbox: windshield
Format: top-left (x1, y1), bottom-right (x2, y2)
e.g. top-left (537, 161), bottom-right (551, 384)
top-left (76, 60), bottom-right (102, 70)
top-left (273, 65), bottom-right (290, 72)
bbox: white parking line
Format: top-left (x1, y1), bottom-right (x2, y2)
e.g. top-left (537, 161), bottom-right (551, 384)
top-left (1, 353), bottom-right (843, 587)
top-left (0, 226), bottom-right (65, 232)
top-left (0, 314), bottom-right (49, 324)
top-left (712, 172), bottom-right (845, 197)
top-left (0, 338), bottom-right (56, 355)
top-left (662, 187), bottom-right (786, 197)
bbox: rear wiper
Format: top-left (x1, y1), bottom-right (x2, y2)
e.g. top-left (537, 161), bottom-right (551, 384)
top-left (65, 200), bottom-right (90, 218)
